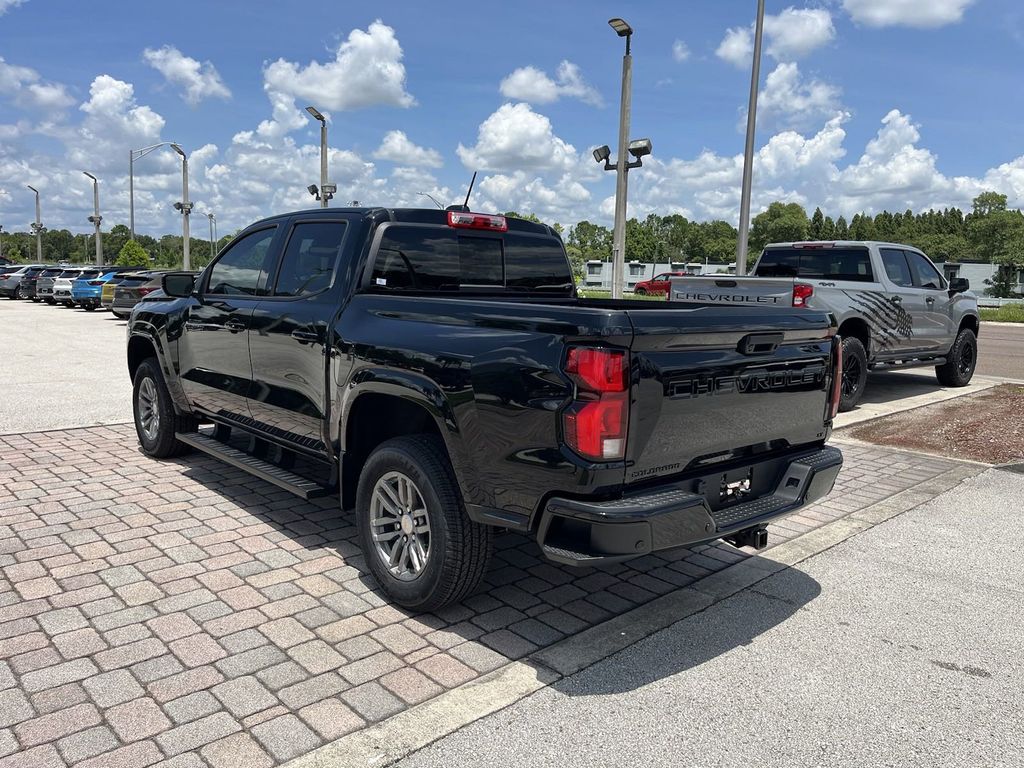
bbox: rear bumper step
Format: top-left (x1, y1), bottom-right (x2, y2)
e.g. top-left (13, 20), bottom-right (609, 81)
top-left (175, 431), bottom-right (331, 500)
top-left (537, 445), bottom-right (843, 565)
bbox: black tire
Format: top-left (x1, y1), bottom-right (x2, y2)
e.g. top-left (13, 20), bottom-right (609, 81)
top-left (355, 435), bottom-right (492, 611)
top-left (13, 286), bottom-right (22, 299)
top-left (838, 336), bottom-right (869, 413)
top-left (132, 357), bottom-right (197, 458)
top-left (83, 304), bottom-right (96, 312)
top-left (30, 298), bottom-right (40, 303)
top-left (43, 298), bottom-right (55, 305)
top-left (634, 287), bottom-right (647, 296)
top-left (936, 328), bottom-right (977, 387)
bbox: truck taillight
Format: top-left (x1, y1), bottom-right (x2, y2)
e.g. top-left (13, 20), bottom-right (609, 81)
top-left (88, 280), bottom-right (104, 286)
top-left (829, 336), bottom-right (843, 420)
top-left (447, 211), bottom-right (508, 232)
top-left (138, 286), bottom-right (156, 296)
top-left (792, 283), bottom-right (814, 308)
top-left (562, 347), bottom-right (629, 461)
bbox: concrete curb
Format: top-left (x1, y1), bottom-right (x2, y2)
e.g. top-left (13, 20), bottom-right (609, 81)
top-left (280, 460), bottom-right (986, 768)
top-left (833, 378), bottom-right (1000, 430)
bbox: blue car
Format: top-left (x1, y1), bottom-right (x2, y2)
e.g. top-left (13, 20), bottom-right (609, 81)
top-left (71, 267), bottom-right (133, 310)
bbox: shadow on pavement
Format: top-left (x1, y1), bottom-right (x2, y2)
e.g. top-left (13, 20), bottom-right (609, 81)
top-left (553, 562), bottom-right (820, 696)
top-left (856, 370), bottom-right (942, 407)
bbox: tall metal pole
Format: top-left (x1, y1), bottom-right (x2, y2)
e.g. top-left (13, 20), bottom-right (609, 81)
top-left (181, 155), bottom-right (191, 270)
top-left (0, 225), bottom-right (4, 262)
top-left (735, 0), bottom-right (766, 276)
top-left (84, 172), bottom-right (103, 265)
top-left (611, 33), bottom-right (633, 299)
top-left (319, 119), bottom-right (328, 209)
top-left (27, 186), bottom-right (42, 262)
top-left (129, 150), bottom-right (135, 241)
top-left (207, 213), bottom-right (215, 261)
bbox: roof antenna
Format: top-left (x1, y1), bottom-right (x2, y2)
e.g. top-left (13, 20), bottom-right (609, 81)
top-left (445, 171), bottom-right (476, 212)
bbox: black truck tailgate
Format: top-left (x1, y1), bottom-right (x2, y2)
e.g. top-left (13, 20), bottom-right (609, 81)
top-left (622, 304), bottom-right (836, 488)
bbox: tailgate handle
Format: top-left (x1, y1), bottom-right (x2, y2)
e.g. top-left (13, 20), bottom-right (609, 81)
top-left (738, 332), bottom-right (784, 355)
top-left (715, 280), bottom-right (738, 287)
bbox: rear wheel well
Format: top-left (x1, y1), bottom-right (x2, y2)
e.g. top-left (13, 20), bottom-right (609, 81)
top-left (127, 336), bottom-right (158, 381)
top-left (838, 318), bottom-right (871, 356)
top-left (342, 394), bottom-right (443, 510)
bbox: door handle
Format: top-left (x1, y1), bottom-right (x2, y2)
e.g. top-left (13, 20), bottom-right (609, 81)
top-left (290, 329), bottom-right (320, 344)
top-left (889, 296), bottom-right (902, 305)
top-left (925, 296), bottom-right (935, 305)
top-left (225, 320), bottom-right (246, 333)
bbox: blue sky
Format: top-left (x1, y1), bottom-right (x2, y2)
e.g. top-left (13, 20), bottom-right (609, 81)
top-left (1, 0), bottom-right (1021, 238)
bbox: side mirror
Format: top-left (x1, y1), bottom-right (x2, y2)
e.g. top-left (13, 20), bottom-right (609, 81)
top-left (162, 272), bottom-right (196, 298)
top-left (948, 277), bottom-right (969, 293)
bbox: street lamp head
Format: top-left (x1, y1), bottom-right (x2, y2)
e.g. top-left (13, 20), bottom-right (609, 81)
top-left (305, 106), bottom-right (326, 122)
top-left (592, 145), bottom-right (611, 164)
top-left (170, 143), bottom-right (186, 158)
top-left (83, 171), bottom-right (97, 182)
top-left (173, 202), bottom-right (183, 212)
top-left (608, 18), bottom-right (632, 36)
top-left (627, 138), bottom-right (653, 159)
top-left (307, 184), bottom-right (320, 197)
top-left (27, 185), bottom-right (38, 194)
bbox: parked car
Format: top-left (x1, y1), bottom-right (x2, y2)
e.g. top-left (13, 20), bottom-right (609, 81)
top-left (632, 271), bottom-right (691, 296)
top-left (71, 267), bottom-right (133, 310)
top-left (102, 272), bottom-right (141, 310)
top-left (35, 266), bottom-right (71, 304)
top-left (112, 271), bottom-right (168, 318)
top-left (128, 207), bottom-right (844, 610)
top-left (668, 241), bottom-right (981, 411)
top-left (0, 264), bottom-right (46, 299)
top-left (52, 268), bottom-right (97, 306)
top-left (19, 265), bottom-right (56, 301)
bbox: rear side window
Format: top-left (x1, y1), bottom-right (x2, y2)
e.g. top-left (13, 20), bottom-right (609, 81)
top-left (756, 248), bottom-right (874, 282)
top-left (207, 227), bottom-right (277, 296)
top-left (274, 221), bottom-right (348, 297)
top-left (370, 226), bottom-right (572, 294)
top-left (880, 248), bottom-right (913, 288)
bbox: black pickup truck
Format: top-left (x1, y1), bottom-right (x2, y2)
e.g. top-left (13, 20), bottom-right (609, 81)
top-left (127, 207), bottom-right (843, 610)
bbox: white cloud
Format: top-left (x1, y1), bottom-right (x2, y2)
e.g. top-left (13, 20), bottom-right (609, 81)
top-left (143, 45), bottom-right (231, 106)
top-left (457, 102), bottom-right (580, 173)
top-left (499, 61), bottom-right (602, 106)
top-left (372, 130), bottom-right (442, 168)
top-left (0, 56), bottom-right (74, 112)
top-left (69, 75), bottom-right (166, 173)
top-left (758, 62), bottom-right (842, 131)
top-left (672, 40), bottom-right (691, 62)
top-left (0, 0), bottom-right (24, 15)
top-left (259, 20), bottom-right (414, 138)
top-left (843, 0), bottom-right (976, 28)
top-left (717, 7), bottom-right (835, 68)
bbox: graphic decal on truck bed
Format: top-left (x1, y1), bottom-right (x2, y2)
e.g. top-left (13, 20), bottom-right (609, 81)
top-left (843, 290), bottom-right (914, 352)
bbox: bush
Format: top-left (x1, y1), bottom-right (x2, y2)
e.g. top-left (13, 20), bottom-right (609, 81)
top-left (979, 304), bottom-right (1024, 323)
top-left (116, 239), bottom-right (150, 267)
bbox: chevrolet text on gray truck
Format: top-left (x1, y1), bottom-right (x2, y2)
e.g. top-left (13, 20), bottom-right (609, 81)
top-left (670, 241), bottom-right (980, 411)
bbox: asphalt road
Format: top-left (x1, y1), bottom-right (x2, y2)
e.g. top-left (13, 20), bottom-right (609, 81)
top-left (398, 468), bottom-right (1024, 768)
top-left (977, 322), bottom-right (1024, 380)
top-left (0, 297), bottom-right (132, 433)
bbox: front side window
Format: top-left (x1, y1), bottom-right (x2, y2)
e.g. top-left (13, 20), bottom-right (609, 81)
top-left (206, 227), bottom-right (277, 296)
top-left (880, 248), bottom-right (913, 288)
top-left (274, 221), bottom-right (348, 297)
top-left (905, 251), bottom-right (945, 290)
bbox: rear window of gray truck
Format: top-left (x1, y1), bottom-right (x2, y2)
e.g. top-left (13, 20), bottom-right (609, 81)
top-left (756, 247), bottom-right (874, 282)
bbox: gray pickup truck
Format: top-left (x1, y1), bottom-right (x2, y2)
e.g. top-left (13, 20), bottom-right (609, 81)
top-left (669, 241), bottom-right (980, 411)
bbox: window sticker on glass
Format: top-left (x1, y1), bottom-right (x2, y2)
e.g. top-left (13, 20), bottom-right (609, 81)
top-left (375, 277), bottom-right (387, 286)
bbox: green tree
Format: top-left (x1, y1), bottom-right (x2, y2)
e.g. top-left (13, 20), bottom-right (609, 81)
top-left (116, 239), bottom-right (150, 267)
top-left (566, 220), bottom-right (612, 262)
top-left (808, 207), bottom-right (826, 240)
top-left (971, 191), bottom-right (1007, 217)
top-left (822, 215), bottom-right (836, 239)
top-left (3, 242), bottom-right (24, 263)
top-left (834, 216), bottom-right (849, 239)
top-left (104, 224), bottom-right (131, 262)
top-left (749, 202), bottom-right (809, 253)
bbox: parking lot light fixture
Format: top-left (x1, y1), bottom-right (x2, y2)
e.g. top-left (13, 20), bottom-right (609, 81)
top-left (27, 185), bottom-right (44, 262)
top-left (207, 212), bottom-right (216, 261)
top-left (306, 105), bottom-right (330, 208)
top-left (170, 144), bottom-right (192, 270)
top-left (83, 172), bottom-right (103, 265)
top-left (129, 141), bottom-right (180, 240)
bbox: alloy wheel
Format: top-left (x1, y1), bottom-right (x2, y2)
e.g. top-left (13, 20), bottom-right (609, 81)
top-left (958, 339), bottom-right (975, 376)
top-left (842, 354), bottom-right (862, 398)
top-left (137, 377), bottom-right (160, 442)
top-left (369, 471), bottom-right (431, 582)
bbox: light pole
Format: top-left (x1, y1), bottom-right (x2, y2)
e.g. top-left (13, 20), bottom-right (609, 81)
top-left (0, 225), bottom-right (4, 262)
top-left (207, 212), bottom-right (216, 261)
top-left (82, 171), bottom-right (103, 265)
top-left (735, 0), bottom-right (766, 276)
top-left (129, 142), bottom-right (180, 241)
top-left (609, 18), bottom-right (633, 299)
top-left (170, 144), bottom-right (193, 270)
top-left (26, 185), bottom-right (44, 262)
top-left (305, 106), bottom-right (332, 208)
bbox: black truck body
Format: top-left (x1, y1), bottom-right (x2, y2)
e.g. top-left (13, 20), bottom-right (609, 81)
top-left (127, 207), bottom-right (843, 609)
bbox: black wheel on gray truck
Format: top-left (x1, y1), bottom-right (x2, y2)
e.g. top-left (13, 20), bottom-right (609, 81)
top-left (132, 358), bottom-right (197, 458)
top-left (935, 328), bottom-right (977, 387)
top-left (356, 435), bottom-right (492, 611)
top-left (838, 336), bottom-right (868, 412)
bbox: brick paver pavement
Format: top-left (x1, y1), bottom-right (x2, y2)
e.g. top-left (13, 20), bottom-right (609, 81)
top-left (0, 425), bottom-right (966, 767)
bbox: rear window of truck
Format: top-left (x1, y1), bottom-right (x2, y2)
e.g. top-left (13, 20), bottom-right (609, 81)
top-left (756, 247), bottom-right (874, 282)
top-left (369, 226), bottom-right (574, 295)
